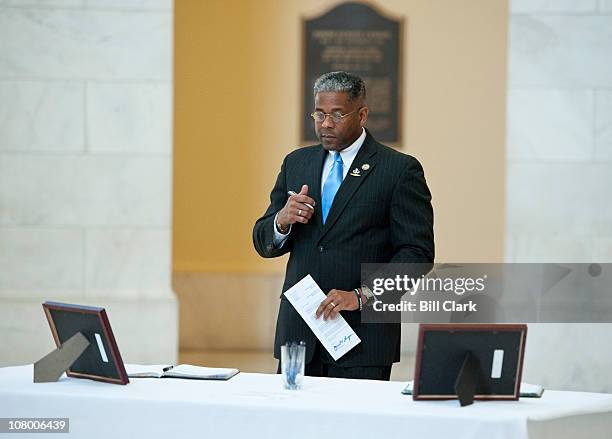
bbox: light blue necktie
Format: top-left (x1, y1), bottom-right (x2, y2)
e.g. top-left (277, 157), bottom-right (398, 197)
top-left (321, 152), bottom-right (343, 224)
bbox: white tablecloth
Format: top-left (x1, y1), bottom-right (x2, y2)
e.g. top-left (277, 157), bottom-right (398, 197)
top-left (1, 365), bottom-right (612, 439)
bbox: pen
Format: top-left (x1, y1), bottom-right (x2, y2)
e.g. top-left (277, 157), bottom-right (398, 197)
top-left (287, 191), bottom-right (315, 210)
top-left (289, 342), bottom-right (296, 386)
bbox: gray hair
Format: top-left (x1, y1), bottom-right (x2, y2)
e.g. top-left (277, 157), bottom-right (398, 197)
top-left (313, 71), bottom-right (366, 102)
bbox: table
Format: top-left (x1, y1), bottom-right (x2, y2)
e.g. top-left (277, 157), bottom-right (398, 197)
top-left (1, 365), bottom-right (612, 438)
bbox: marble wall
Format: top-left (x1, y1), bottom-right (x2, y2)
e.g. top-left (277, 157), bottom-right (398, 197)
top-left (506, 0), bottom-right (612, 392)
top-left (0, 0), bottom-right (177, 365)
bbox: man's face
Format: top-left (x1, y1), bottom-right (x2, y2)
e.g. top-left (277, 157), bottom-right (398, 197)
top-left (314, 91), bottom-right (368, 151)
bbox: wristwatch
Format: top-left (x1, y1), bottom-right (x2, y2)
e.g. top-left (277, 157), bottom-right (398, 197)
top-left (360, 285), bottom-right (378, 306)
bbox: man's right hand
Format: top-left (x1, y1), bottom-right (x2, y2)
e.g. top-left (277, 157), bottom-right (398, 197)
top-left (277, 184), bottom-right (316, 231)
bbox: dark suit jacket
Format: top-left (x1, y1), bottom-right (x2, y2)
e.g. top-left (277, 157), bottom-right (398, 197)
top-left (253, 131), bottom-right (434, 367)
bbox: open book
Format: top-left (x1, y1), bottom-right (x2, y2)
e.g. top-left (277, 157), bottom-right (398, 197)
top-left (126, 364), bottom-right (239, 381)
top-left (401, 381), bottom-right (544, 398)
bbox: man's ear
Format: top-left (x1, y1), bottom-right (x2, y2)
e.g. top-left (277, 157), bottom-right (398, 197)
top-left (359, 106), bottom-right (369, 127)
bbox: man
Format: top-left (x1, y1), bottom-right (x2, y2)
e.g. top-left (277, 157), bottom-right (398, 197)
top-left (253, 71), bottom-right (434, 380)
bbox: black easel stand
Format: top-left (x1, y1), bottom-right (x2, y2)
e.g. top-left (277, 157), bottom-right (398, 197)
top-left (454, 351), bottom-right (480, 407)
top-left (33, 332), bottom-right (90, 383)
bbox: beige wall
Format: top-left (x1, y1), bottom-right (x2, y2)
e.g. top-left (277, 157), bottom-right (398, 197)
top-left (173, 0), bottom-right (508, 354)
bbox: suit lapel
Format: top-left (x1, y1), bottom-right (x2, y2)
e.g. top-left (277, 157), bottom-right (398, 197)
top-left (318, 133), bottom-right (378, 243)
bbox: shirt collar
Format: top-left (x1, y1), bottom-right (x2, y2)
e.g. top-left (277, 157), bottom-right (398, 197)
top-left (335, 127), bottom-right (366, 164)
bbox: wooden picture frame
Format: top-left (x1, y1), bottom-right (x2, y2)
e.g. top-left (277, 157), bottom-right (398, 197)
top-left (43, 301), bottom-right (129, 385)
top-left (413, 323), bottom-right (527, 401)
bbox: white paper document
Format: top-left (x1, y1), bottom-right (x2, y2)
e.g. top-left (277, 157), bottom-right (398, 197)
top-left (283, 274), bottom-right (361, 361)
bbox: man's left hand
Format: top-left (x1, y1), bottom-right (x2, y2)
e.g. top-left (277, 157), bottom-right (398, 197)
top-left (316, 289), bottom-right (358, 320)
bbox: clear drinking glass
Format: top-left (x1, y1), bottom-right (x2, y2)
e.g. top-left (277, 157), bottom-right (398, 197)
top-left (281, 342), bottom-right (305, 390)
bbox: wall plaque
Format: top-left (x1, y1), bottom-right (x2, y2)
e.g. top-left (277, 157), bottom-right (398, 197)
top-left (302, 2), bottom-right (403, 145)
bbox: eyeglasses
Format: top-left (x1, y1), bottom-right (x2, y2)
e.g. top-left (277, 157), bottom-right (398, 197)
top-left (310, 108), bottom-right (362, 123)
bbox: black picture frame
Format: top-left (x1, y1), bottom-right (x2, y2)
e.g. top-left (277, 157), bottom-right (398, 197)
top-left (413, 324), bottom-right (527, 401)
top-left (42, 301), bottom-right (129, 385)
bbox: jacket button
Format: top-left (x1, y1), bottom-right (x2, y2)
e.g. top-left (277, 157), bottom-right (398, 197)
top-left (318, 246), bottom-right (324, 253)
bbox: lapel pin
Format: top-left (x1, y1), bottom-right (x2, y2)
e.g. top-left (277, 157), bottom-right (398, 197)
top-left (361, 163), bottom-right (370, 171)
top-left (350, 168), bottom-right (361, 177)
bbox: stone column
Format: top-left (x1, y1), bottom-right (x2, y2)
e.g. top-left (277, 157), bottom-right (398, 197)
top-left (506, 0), bottom-right (612, 392)
top-left (0, 0), bottom-right (177, 365)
